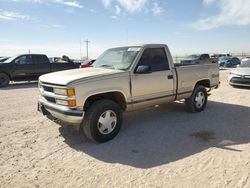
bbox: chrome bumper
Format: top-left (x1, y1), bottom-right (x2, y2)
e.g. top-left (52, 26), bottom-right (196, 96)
top-left (38, 96), bottom-right (84, 125)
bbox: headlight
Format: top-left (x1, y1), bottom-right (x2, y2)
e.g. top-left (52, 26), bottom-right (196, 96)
top-left (56, 99), bottom-right (77, 107)
top-left (55, 99), bottom-right (68, 106)
top-left (54, 88), bottom-right (75, 96)
top-left (229, 72), bottom-right (241, 77)
top-left (54, 88), bottom-right (67, 95)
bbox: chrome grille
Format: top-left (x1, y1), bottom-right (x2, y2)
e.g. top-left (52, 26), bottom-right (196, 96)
top-left (231, 77), bottom-right (250, 85)
top-left (39, 81), bottom-right (67, 104)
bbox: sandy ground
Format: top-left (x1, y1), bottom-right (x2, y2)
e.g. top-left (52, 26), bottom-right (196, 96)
top-left (0, 69), bottom-right (250, 188)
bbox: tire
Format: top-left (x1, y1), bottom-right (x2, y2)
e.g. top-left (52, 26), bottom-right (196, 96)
top-left (80, 100), bottom-right (123, 143)
top-left (0, 73), bottom-right (10, 87)
top-left (185, 85), bottom-right (208, 113)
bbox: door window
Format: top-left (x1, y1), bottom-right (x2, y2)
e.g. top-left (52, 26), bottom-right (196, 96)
top-left (15, 55), bottom-right (32, 64)
top-left (34, 55), bottom-right (49, 64)
top-left (137, 48), bottom-right (169, 71)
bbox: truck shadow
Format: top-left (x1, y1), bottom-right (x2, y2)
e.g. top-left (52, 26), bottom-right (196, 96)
top-left (59, 101), bottom-right (250, 169)
top-left (0, 82), bottom-right (38, 90)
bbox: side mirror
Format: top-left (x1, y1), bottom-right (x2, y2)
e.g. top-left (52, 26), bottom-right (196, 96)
top-left (135, 65), bottom-right (152, 74)
top-left (15, 59), bottom-right (20, 64)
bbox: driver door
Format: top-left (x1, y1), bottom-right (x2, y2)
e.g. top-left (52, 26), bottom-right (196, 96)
top-left (130, 48), bottom-right (175, 107)
top-left (13, 55), bottom-right (36, 80)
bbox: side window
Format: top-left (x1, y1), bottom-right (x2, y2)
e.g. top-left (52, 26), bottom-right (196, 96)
top-left (201, 54), bottom-right (209, 60)
top-left (138, 48), bottom-right (169, 72)
top-left (33, 55), bottom-right (49, 64)
top-left (15, 55), bottom-right (32, 64)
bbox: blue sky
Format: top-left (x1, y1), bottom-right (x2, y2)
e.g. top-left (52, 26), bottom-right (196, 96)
top-left (0, 0), bottom-right (250, 58)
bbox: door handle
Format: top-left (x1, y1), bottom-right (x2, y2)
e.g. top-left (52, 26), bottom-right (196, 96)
top-left (168, 75), bottom-right (173, 79)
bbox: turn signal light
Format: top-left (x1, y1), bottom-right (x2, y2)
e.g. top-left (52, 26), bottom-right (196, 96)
top-left (66, 88), bottom-right (75, 96)
top-left (68, 99), bottom-right (76, 107)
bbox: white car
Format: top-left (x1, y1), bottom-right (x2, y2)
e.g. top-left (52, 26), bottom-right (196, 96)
top-left (228, 58), bottom-right (250, 87)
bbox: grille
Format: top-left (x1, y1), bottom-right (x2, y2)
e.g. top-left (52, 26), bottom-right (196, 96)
top-left (42, 85), bottom-right (53, 92)
top-left (231, 77), bottom-right (250, 85)
top-left (44, 96), bottom-right (56, 103)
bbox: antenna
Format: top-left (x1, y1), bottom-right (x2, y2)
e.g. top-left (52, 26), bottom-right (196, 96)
top-left (84, 39), bottom-right (90, 60)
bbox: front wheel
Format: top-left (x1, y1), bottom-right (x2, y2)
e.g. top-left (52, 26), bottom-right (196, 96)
top-left (0, 73), bottom-right (10, 87)
top-left (185, 85), bottom-right (208, 113)
top-left (80, 100), bottom-right (123, 143)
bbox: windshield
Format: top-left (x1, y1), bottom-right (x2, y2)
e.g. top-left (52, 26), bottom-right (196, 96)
top-left (3, 55), bottom-right (18, 63)
top-left (93, 47), bottom-right (141, 70)
top-left (240, 59), bottom-right (250, 67)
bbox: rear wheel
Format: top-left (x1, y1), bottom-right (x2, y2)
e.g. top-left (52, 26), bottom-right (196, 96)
top-left (80, 100), bottom-right (123, 143)
top-left (0, 73), bottom-right (10, 87)
top-left (185, 85), bottom-right (208, 113)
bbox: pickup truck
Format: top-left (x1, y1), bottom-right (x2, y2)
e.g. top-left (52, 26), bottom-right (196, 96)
top-left (0, 54), bottom-right (79, 87)
top-left (180, 54), bottom-right (217, 65)
top-left (38, 44), bottom-right (219, 143)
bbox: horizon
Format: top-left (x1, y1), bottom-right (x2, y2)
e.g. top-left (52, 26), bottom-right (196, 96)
top-left (0, 0), bottom-right (250, 59)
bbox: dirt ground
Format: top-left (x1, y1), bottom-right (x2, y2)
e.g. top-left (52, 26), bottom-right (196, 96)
top-left (0, 69), bottom-right (250, 188)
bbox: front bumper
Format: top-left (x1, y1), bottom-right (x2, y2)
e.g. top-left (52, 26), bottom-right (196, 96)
top-left (228, 75), bottom-right (250, 87)
top-left (38, 96), bottom-right (84, 125)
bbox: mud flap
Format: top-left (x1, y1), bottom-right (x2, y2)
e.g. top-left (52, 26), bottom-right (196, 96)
top-left (38, 103), bottom-right (48, 115)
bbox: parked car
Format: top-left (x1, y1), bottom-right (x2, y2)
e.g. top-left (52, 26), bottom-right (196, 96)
top-left (80, 59), bottom-right (96, 68)
top-left (228, 58), bottom-right (250, 87)
top-left (218, 57), bottom-right (241, 67)
top-left (0, 54), bottom-right (79, 87)
top-left (180, 54), bottom-right (217, 65)
top-left (38, 44), bottom-right (220, 143)
top-left (0, 57), bottom-right (10, 62)
top-left (241, 57), bottom-right (250, 63)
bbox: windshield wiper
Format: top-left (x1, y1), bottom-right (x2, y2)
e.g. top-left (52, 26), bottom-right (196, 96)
top-left (98, 64), bottom-right (115, 69)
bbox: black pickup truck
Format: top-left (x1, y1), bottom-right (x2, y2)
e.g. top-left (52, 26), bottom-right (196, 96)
top-left (0, 54), bottom-right (79, 87)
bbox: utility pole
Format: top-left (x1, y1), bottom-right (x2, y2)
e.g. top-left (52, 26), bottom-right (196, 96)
top-left (80, 38), bottom-right (82, 60)
top-left (84, 39), bottom-right (90, 60)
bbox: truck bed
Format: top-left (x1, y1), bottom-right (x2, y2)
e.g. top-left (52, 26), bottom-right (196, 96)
top-left (174, 63), bottom-right (219, 100)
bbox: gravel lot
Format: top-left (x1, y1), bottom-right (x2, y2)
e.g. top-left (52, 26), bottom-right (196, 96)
top-left (0, 69), bottom-right (250, 188)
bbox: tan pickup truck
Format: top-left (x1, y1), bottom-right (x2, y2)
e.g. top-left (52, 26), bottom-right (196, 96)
top-left (38, 44), bottom-right (219, 143)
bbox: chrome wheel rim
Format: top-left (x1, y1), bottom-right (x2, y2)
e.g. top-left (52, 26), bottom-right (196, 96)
top-left (97, 110), bottom-right (117, 135)
top-left (195, 91), bottom-right (205, 108)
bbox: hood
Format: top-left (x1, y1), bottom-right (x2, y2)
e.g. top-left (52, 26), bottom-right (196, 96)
top-left (39, 67), bottom-right (124, 85)
top-left (218, 59), bottom-right (231, 66)
top-left (231, 67), bottom-right (250, 75)
top-left (218, 59), bottom-right (228, 64)
top-left (0, 62), bottom-right (11, 66)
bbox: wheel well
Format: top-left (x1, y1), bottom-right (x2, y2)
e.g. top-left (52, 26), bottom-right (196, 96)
top-left (0, 72), bottom-right (11, 79)
top-left (84, 92), bottom-right (127, 111)
top-left (195, 79), bottom-right (210, 88)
